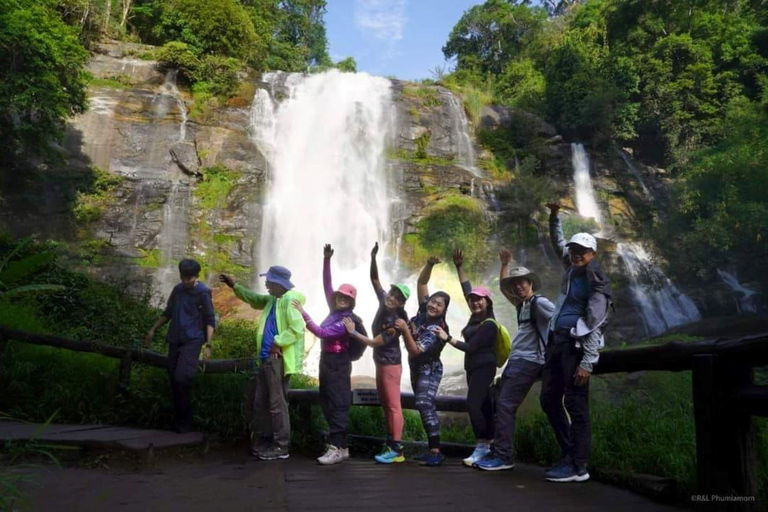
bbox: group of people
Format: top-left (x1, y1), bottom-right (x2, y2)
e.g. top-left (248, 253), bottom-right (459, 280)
top-left (146, 202), bottom-right (612, 483)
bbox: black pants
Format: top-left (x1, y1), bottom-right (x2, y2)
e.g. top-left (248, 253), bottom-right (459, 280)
top-left (539, 332), bottom-right (591, 466)
top-left (466, 364), bottom-right (496, 440)
top-left (167, 340), bottom-right (204, 429)
top-left (319, 352), bottom-right (352, 448)
top-left (492, 359), bottom-right (543, 463)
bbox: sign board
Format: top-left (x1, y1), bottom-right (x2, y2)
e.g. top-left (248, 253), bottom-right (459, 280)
top-left (352, 389), bottom-right (380, 406)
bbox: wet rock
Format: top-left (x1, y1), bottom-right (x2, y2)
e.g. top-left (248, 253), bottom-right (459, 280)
top-left (170, 143), bottom-right (202, 178)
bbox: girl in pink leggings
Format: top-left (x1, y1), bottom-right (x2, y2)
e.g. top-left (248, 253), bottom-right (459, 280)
top-left (344, 242), bottom-right (412, 464)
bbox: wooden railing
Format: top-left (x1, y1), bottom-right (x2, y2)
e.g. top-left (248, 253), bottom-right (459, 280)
top-left (1, 325), bottom-right (766, 505)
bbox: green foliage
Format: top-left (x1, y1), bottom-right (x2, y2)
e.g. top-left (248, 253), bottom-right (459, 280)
top-left (152, 41), bottom-right (201, 81)
top-left (194, 164), bottom-right (240, 210)
top-left (401, 85), bottom-right (442, 108)
top-left (335, 57), bottom-right (357, 73)
top-left (663, 96), bottom-right (768, 287)
top-left (414, 131), bottom-right (430, 159)
top-left (154, 0), bottom-right (258, 61)
top-left (560, 214), bottom-right (600, 239)
top-left (413, 194), bottom-right (491, 274)
top-left (136, 248), bottom-right (163, 268)
top-left (494, 59), bottom-right (546, 113)
top-left (195, 55), bottom-right (242, 96)
top-left (443, 0), bottom-right (548, 75)
top-left (72, 167), bottom-right (123, 227)
top-left (0, 0), bottom-right (89, 164)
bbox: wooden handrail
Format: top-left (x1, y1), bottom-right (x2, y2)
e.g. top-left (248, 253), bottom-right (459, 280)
top-left (3, 326), bottom-right (766, 374)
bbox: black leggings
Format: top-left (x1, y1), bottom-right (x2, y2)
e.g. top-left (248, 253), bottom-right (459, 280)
top-left (466, 364), bottom-right (496, 440)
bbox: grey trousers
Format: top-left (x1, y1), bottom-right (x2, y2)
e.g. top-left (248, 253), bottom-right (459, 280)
top-left (492, 358), bottom-right (543, 463)
top-left (249, 357), bottom-right (291, 449)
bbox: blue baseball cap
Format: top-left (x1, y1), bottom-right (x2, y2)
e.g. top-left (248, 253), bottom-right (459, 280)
top-left (259, 266), bottom-right (294, 290)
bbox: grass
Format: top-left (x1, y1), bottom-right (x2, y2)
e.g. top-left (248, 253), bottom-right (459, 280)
top-left (402, 84), bottom-right (442, 108)
top-left (386, 148), bottom-right (455, 166)
top-left (135, 248), bottom-right (162, 269)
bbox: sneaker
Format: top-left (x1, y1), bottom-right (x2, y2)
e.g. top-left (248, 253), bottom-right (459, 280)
top-left (374, 446), bottom-right (405, 464)
top-left (413, 453), bottom-right (429, 463)
top-left (317, 445), bottom-right (348, 465)
top-left (250, 438), bottom-right (273, 457)
top-left (259, 445), bottom-right (290, 461)
top-left (462, 444), bottom-right (490, 467)
top-left (475, 456), bottom-right (515, 471)
top-left (544, 462), bottom-right (589, 482)
top-left (424, 452), bottom-right (445, 467)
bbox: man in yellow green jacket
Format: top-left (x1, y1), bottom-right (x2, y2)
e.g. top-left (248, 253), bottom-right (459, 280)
top-left (220, 266), bottom-right (306, 460)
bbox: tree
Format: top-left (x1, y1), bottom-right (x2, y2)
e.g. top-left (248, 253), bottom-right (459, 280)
top-left (334, 56), bottom-right (357, 73)
top-left (0, 0), bottom-right (89, 165)
top-left (443, 0), bottom-right (548, 75)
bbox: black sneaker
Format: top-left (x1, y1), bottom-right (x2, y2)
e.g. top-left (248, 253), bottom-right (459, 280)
top-left (259, 446), bottom-right (290, 461)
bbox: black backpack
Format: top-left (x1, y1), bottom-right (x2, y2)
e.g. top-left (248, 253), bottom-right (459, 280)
top-left (347, 313), bottom-right (368, 361)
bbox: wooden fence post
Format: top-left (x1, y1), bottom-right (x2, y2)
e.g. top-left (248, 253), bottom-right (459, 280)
top-left (692, 354), bottom-right (758, 510)
top-left (117, 353), bottom-right (133, 396)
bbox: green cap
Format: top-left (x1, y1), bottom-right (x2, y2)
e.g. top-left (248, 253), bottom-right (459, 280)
top-left (390, 284), bottom-right (411, 302)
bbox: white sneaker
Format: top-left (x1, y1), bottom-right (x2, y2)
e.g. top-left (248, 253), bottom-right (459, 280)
top-left (317, 445), bottom-right (348, 465)
top-left (462, 444), bottom-right (491, 467)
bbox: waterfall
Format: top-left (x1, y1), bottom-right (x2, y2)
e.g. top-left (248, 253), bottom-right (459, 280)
top-left (444, 91), bottom-right (482, 177)
top-left (571, 144), bottom-right (700, 337)
top-left (616, 242), bottom-right (701, 337)
top-left (717, 269), bottom-right (759, 314)
top-left (571, 143), bottom-right (602, 224)
top-left (616, 149), bottom-right (651, 200)
top-left (155, 181), bottom-right (192, 297)
top-left (162, 70), bottom-right (188, 142)
top-left (250, 70), bottom-right (398, 377)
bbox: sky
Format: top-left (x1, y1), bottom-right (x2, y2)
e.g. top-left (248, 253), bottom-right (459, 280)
top-left (325, 0), bottom-right (481, 81)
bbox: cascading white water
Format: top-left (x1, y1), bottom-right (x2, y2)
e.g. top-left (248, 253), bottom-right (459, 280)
top-left (617, 149), bottom-right (651, 200)
top-left (154, 70), bottom-right (191, 297)
top-left (571, 143), bottom-right (602, 224)
top-left (717, 269), bottom-right (759, 314)
top-left (156, 182), bottom-right (192, 297)
top-left (163, 70), bottom-right (188, 142)
top-left (444, 92), bottom-right (482, 177)
top-left (616, 242), bottom-right (701, 337)
top-left (572, 144), bottom-right (700, 336)
top-left (251, 70), bottom-right (399, 377)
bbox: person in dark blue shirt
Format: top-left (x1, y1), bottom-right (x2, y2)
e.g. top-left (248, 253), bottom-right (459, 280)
top-left (145, 259), bottom-right (216, 433)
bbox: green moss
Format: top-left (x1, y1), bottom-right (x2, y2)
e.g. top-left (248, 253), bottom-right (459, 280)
top-left (409, 106), bottom-right (420, 122)
top-left (415, 131), bottom-right (430, 159)
top-left (194, 164), bottom-right (240, 210)
top-left (88, 75), bottom-right (135, 90)
top-left (386, 148), bottom-right (455, 166)
top-left (198, 250), bottom-right (249, 281)
top-left (136, 248), bottom-right (162, 268)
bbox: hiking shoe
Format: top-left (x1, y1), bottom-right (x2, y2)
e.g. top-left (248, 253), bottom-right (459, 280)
top-left (424, 452), bottom-right (445, 467)
top-left (545, 463), bottom-right (589, 482)
top-left (462, 444), bottom-right (490, 467)
top-left (250, 438), bottom-right (273, 457)
top-left (259, 446), bottom-right (290, 461)
top-left (413, 453), bottom-right (430, 463)
top-left (475, 456), bottom-right (515, 471)
top-left (374, 446), bottom-right (405, 464)
top-left (317, 445), bottom-right (348, 465)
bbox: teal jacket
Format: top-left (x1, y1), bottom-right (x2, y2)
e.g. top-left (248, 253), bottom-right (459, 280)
top-left (233, 284), bottom-right (306, 376)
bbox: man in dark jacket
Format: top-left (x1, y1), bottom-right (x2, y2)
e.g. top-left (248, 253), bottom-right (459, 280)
top-left (540, 202), bottom-right (612, 483)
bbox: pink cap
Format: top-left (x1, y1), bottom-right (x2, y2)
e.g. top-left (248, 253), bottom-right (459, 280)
top-left (468, 286), bottom-right (493, 304)
top-left (335, 284), bottom-right (357, 300)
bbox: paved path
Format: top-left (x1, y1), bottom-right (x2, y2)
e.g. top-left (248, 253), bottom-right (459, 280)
top-left (18, 453), bottom-right (681, 512)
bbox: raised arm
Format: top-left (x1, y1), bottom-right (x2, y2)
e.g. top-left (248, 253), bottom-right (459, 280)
top-left (546, 202), bottom-right (568, 261)
top-left (220, 273), bottom-right (270, 310)
top-left (370, 242), bottom-right (384, 297)
top-left (453, 249), bottom-right (472, 303)
top-left (417, 256), bottom-right (440, 300)
top-left (323, 244), bottom-right (334, 310)
top-left (498, 249), bottom-right (518, 305)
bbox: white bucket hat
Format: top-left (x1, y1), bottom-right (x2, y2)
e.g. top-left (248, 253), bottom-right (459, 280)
top-left (501, 266), bottom-right (542, 291)
top-left (567, 233), bottom-right (597, 252)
